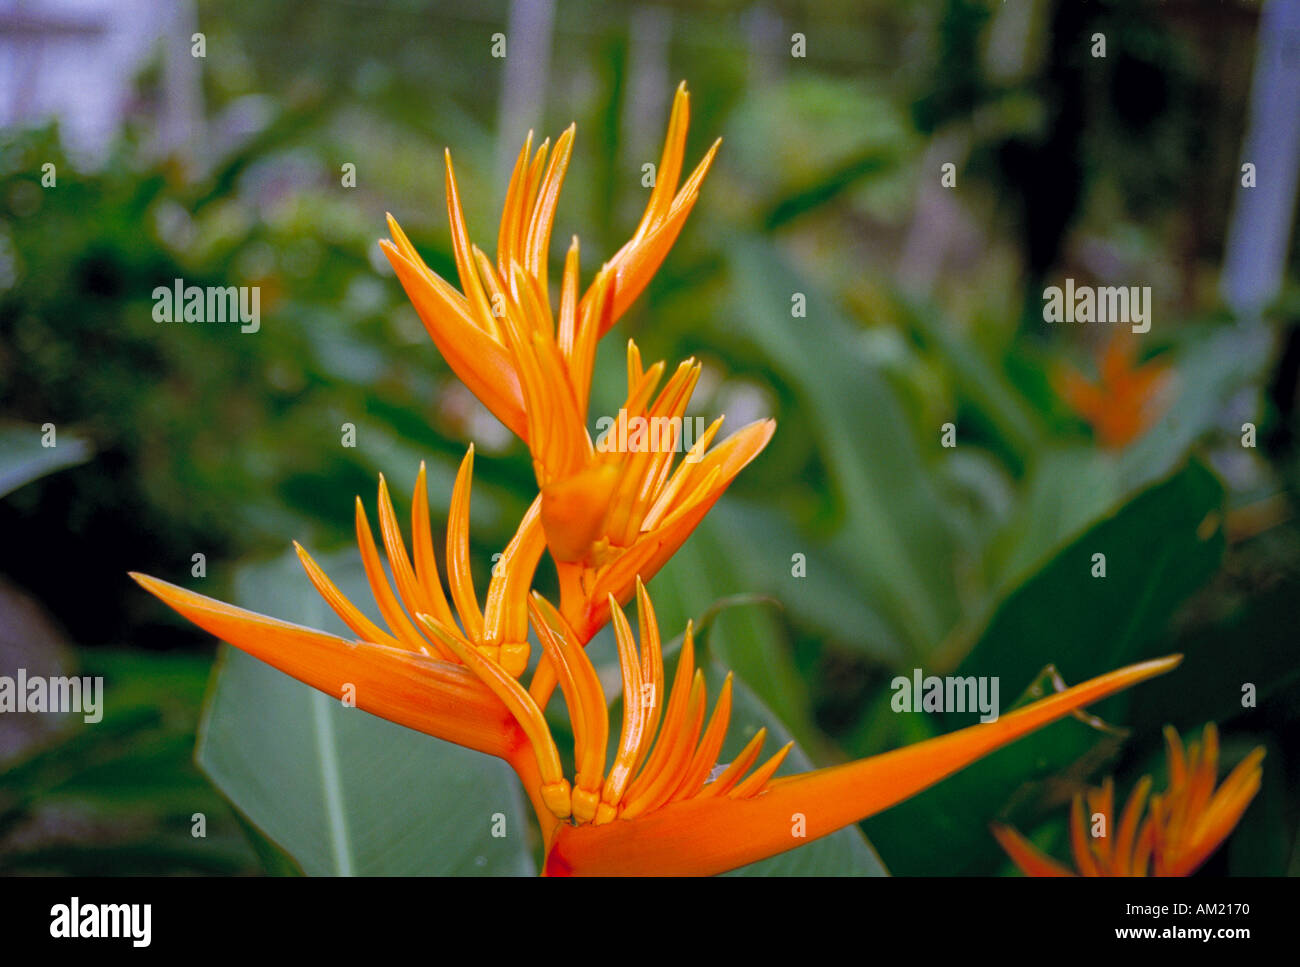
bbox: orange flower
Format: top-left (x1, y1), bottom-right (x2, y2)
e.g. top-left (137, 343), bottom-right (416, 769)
top-left (380, 81), bottom-right (719, 446)
top-left (379, 81), bottom-right (754, 631)
top-left (136, 450), bottom-right (543, 690)
top-left (543, 340), bottom-right (775, 646)
top-left (133, 84), bottom-right (1192, 876)
top-left (992, 723), bottom-right (1264, 876)
top-left (1055, 332), bottom-right (1172, 449)
top-left (136, 545), bottom-right (1181, 875)
top-left (378, 81), bottom-right (764, 643)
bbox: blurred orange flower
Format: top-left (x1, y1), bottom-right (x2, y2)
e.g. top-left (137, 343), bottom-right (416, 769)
top-left (992, 723), bottom-right (1264, 876)
top-left (1055, 332), bottom-right (1172, 449)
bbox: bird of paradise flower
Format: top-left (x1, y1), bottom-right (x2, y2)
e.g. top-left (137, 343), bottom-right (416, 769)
top-left (135, 83), bottom-right (1189, 876)
top-left (1054, 331), bottom-right (1173, 449)
top-left (993, 724), bottom-right (1264, 876)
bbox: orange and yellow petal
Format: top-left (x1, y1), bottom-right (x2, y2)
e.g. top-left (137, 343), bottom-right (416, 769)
top-left (130, 573), bottom-right (521, 759)
top-left (543, 655), bottom-right (1181, 875)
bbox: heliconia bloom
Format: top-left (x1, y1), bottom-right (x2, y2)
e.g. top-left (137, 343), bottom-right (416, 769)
top-left (379, 80), bottom-right (758, 646)
top-left (1054, 331), bottom-right (1172, 449)
top-left (992, 723), bottom-right (1264, 877)
top-left (135, 448), bottom-right (545, 689)
top-left (379, 81), bottom-right (719, 447)
top-left (136, 544), bottom-right (1182, 876)
top-left (543, 339), bottom-right (776, 645)
top-left (132, 82), bottom-right (1200, 877)
top-left (459, 581), bottom-right (1183, 876)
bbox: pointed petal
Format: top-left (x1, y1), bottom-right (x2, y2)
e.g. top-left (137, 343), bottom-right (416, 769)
top-left (585, 137), bottom-right (721, 333)
top-left (526, 124), bottom-right (576, 292)
top-left (527, 592), bottom-right (607, 810)
top-left (1175, 745), bottom-right (1264, 875)
top-left (1114, 775), bottom-right (1153, 874)
top-left (497, 131), bottom-right (535, 278)
top-left (376, 474), bottom-right (449, 657)
top-left (354, 496), bottom-right (433, 655)
top-left (1069, 794), bottom-right (1101, 876)
top-left (419, 613), bottom-right (571, 818)
top-left (728, 740), bottom-right (793, 800)
top-left (292, 541), bottom-right (403, 652)
top-left (410, 462), bottom-right (457, 630)
top-left (481, 496), bottom-right (546, 675)
top-left (130, 573), bottom-right (519, 757)
top-left (599, 595), bottom-right (648, 819)
top-left (380, 240), bottom-right (527, 440)
top-left (990, 824), bottom-right (1075, 877)
top-left (446, 446), bottom-right (484, 640)
top-left (702, 727), bottom-right (768, 797)
top-left (542, 655), bottom-right (1182, 875)
top-left (624, 622), bottom-right (696, 803)
top-left (436, 160), bottom-right (498, 336)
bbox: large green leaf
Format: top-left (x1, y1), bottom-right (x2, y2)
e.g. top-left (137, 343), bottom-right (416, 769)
top-left (196, 550), bottom-right (536, 875)
top-left (956, 458), bottom-right (1224, 684)
top-left (982, 447), bottom-right (1120, 600)
top-left (0, 422), bottom-right (91, 499)
top-left (704, 499), bottom-right (906, 666)
top-left (861, 459), bottom-right (1225, 874)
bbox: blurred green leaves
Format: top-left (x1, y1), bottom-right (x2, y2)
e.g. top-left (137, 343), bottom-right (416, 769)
top-left (0, 649), bottom-right (259, 875)
top-left (0, 422), bottom-right (91, 499)
top-left (728, 240), bottom-right (962, 664)
top-left (959, 458), bottom-right (1224, 685)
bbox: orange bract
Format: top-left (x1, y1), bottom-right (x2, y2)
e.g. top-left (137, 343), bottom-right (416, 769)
top-left (992, 723), bottom-right (1264, 876)
top-left (138, 450), bottom-right (543, 678)
top-left (543, 341), bottom-right (776, 644)
top-left (542, 652), bottom-right (1184, 876)
top-left (1055, 332), bottom-right (1172, 449)
top-left (380, 81), bottom-right (719, 448)
top-left (135, 552), bottom-right (1183, 875)
top-left (379, 81), bottom-right (765, 632)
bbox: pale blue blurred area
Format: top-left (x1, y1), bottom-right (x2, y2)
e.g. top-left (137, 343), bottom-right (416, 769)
top-left (1222, 0), bottom-right (1300, 314)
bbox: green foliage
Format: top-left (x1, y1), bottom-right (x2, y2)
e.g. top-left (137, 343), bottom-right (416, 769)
top-left (0, 422), bottom-right (91, 499)
top-left (0, 650), bottom-right (259, 875)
